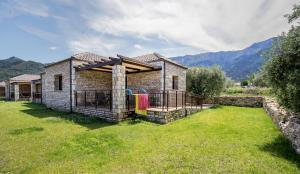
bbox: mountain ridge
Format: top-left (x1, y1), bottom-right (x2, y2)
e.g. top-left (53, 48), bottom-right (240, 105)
top-left (171, 38), bottom-right (274, 81)
top-left (0, 57), bottom-right (44, 81)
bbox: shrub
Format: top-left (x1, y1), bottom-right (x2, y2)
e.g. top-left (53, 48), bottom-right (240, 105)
top-left (187, 66), bottom-right (226, 98)
top-left (264, 4), bottom-right (300, 112)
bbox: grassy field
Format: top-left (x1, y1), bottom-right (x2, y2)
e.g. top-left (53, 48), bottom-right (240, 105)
top-left (0, 101), bottom-right (299, 173)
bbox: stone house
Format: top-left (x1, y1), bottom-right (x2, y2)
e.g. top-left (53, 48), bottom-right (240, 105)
top-left (5, 74), bottom-right (41, 101)
top-left (41, 52), bottom-right (203, 123)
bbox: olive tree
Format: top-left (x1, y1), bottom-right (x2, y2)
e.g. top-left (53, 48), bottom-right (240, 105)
top-left (264, 3), bottom-right (300, 112)
top-left (187, 66), bottom-right (226, 98)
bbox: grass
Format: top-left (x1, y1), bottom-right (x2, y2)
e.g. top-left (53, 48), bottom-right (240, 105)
top-left (0, 101), bottom-right (299, 173)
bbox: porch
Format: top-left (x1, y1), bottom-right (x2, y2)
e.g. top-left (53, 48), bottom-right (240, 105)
top-left (74, 89), bottom-right (208, 123)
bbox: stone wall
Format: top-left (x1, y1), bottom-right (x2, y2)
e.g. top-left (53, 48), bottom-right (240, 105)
top-left (263, 98), bottom-right (300, 154)
top-left (205, 96), bottom-right (264, 107)
top-left (74, 107), bottom-right (118, 123)
top-left (42, 60), bottom-right (72, 111)
top-left (75, 70), bottom-right (112, 91)
top-left (146, 107), bottom-right (202, 124)
top-left (127, 70), bottom-right (161, 92)
top-left (164, 62), bottom-right (187, 91)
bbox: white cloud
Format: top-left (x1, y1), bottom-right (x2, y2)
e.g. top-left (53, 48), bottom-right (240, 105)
top-left (68, 36), bottom-right (115, 55)
top-left (82, 0), bottom-right (297, 51)
top-left (49, 46), bottom-right (57, 51)
top-left (16, 24), bottom-right (59, 43)
top-left (134, 44), bottom-right (143, 49)
top-left (10, 0), bottom-right (49, 17)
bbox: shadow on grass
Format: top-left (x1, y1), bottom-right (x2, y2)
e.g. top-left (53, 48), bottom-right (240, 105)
top-left (9, 127), bottom-right (44, 135)
top-left (259, 135), bottom-right (300, 169)
top-left (209, 104), bottom-right (223, 109)
top-left (20, 103), bottom-right (115, 130)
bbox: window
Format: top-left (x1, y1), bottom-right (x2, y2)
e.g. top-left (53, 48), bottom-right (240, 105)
top-left (54, 74), bottom-right (63, 91)
top-left (172, 76), bottom-right (178, 90)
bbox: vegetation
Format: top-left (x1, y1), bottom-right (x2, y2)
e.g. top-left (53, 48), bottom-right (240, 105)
top-left (0, 57), bottom-right (44, 81)
top-left (250, 70), bottom-right (269, 87)
top-left (187, 66), bottom-right (226, 98)
top-left (1, 102), bottom-right (299, 173)
top-left (263, 4), bottom-right (300, 112)
top-left (241, 80), bottom-right (249, 87)
top-left (222, 87), bottom-right (272, 97)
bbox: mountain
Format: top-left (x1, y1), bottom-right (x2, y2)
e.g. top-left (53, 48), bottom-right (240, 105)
top-left (0, 57), bottom-right (44, 81)
top-left (171, 38), bottom-right (274, 81)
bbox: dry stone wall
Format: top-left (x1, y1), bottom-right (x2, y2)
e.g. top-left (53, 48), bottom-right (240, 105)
top-left (263, 98), bottom-right (300, 154)
top-left (214, 96), bottom-right (264, 107)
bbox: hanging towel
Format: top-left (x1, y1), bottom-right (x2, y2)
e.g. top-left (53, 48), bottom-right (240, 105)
top-left (138, 94), bottom-right (149, 109)
top-left (135, 94), bottom-right (148, 116)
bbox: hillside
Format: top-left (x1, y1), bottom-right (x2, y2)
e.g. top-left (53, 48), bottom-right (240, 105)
top-left (0, 57), bottom-right (44, 81)
top-left (171, 38), bottom-right (274, 81)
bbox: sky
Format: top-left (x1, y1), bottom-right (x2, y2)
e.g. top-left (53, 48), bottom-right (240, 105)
top-left (0, 0), bottom-right (297, 63)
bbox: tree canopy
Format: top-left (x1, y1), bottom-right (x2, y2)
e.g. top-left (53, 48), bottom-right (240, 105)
top-left (187, 66), bottom-right (226, 98)
top-left (264, 3), bottom-right (300, 112)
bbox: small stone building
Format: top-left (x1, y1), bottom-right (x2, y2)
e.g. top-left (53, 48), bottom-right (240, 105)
top-left (41, 52), bottom-right (195, 122)
top-left (5, 74), bottom-right (41, 101)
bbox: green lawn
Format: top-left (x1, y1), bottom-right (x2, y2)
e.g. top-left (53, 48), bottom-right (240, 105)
top-left (0, 101), bottom-right (299, 173)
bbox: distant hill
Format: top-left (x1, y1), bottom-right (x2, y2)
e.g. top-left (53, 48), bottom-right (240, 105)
top-left (0, 57), bottom-right (44, 81)
top-left (171, 38), bottom-right (274, 81)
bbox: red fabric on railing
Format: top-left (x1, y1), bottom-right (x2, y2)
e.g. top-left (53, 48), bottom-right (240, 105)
top-left (138, 94), bottom-right (149, 109)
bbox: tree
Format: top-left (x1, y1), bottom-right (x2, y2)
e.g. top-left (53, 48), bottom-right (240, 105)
top-left (241, 80), bottom-right (248, 86)
top-left (187, 66), bottom-right (226, 98)
top-left (251, 71), bottom-right (269, 87)
top-left (264, 3), bottom-right (300, 112)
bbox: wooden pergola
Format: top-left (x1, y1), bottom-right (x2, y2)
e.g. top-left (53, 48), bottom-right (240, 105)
top-left (76, 55), bottom-right (162, 74)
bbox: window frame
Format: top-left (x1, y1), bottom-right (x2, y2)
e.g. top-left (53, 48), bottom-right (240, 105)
top-left (172, 76), bottom-right (179, 90)
top-left (54, 74), bottom-right (63, 91)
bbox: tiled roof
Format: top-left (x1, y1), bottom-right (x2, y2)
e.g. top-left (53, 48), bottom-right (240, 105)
top-left (72, 52), bottom-right (110, 63)
top-left (133, 53), bottom-right (188, 69)
top-left (9, 74), bottom-right (40, 83)
top-left (0, 81), bottom-right (5, 87)
top-left (132, 53), bottom-right (161, 62)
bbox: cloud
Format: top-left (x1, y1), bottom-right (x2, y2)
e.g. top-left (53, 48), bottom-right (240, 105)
top-left (49, 46), bottom-right (57, 51)
top-left (16, 24), bottom-right (59, 43)
top-left (134, 44), bottom-right (143, 49)
top-left (0, 0), bottom-right (297, 59)
top-left (82, 0), bottom-right (296, 52)
top-left (68, 36), bottom-right (115, 55)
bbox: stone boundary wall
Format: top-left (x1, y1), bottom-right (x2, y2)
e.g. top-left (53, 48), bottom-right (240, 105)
top-left (263, 98), bottom-right (300, 154)
top-left (146, 107), bottom-right (202, 124)
top-left (74, 107), bottom-right (118, 123)
top-left (204, 96), bottom-right (264, 107)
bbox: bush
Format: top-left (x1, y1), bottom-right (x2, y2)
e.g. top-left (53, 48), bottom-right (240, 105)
top-left (264, 4), bottom-right (300, 112)
top-left (241, 80), bottom-right (249, 86)
top-left (187, 66), bottom-right (226, 98)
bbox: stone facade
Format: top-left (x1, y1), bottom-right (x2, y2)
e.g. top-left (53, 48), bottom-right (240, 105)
top-left (76, 70), bottom-right (112, 91)
top-left (164, 62), bottom-right (186, 91)
top-left (147, 107), bottom-right (202, 124)
top-left (42, 60), bottom-right (72, 111)
top-left (127, 70), bottom-right (161, 92)
top-left (263, 98), bottom-right (300, 154)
